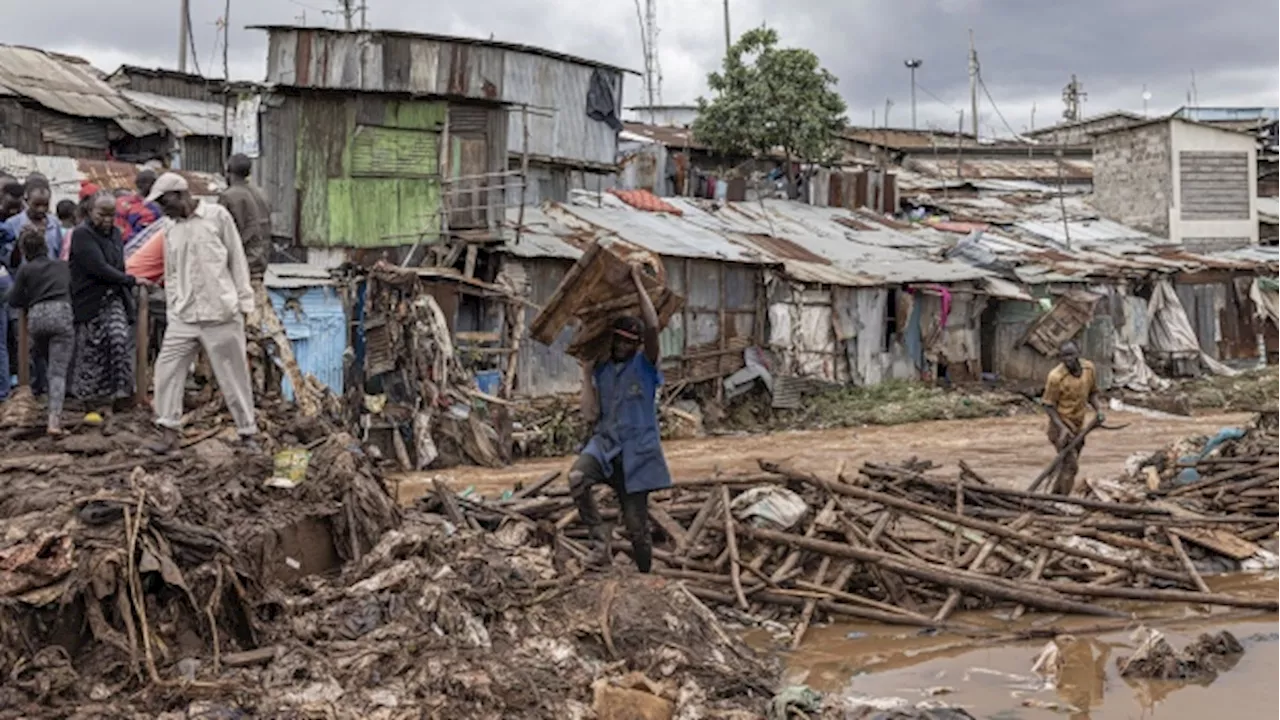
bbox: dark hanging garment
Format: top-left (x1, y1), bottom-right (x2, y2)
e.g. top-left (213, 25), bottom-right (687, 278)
top-left (585, 68), bottom-right (623, 131)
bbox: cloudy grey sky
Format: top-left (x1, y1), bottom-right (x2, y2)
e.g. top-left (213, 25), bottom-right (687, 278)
top-left (4, 0), bottom-right (1277, 136)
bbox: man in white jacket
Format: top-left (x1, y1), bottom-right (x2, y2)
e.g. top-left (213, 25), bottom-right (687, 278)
top-left (145, 172), bottom-right (259, 453)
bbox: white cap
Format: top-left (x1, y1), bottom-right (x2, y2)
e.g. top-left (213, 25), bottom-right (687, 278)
top-left (145, 172), bottom-right (189, 203)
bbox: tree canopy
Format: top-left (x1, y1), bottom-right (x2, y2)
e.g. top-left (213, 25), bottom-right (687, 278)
top-left (693, 28), bottom-right (848, 166)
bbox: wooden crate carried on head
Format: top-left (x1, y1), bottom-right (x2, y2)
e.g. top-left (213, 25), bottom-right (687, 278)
top-left (530, 241), bottom-right (685, 364)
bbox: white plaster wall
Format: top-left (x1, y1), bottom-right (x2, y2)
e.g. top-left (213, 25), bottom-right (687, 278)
top-left (1169, 119), bottom-right (1258, 246)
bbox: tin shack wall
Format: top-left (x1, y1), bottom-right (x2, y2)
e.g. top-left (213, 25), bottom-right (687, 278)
top-left (260, 93), bottom-right (447, 248)
top-left (263, 28), bottom-right (622, 168)
top-left (506, 257), bottom-right (583, 397)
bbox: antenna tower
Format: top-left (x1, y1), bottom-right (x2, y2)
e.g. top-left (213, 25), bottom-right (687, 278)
top-left (1062, 74), bottom-right (1086, 122)
top-left (635, 0), bottom-right (663, 119)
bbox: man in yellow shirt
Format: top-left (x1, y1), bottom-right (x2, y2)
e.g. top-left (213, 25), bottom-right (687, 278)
top-left (1041, 341), bottom-right (1103, 495)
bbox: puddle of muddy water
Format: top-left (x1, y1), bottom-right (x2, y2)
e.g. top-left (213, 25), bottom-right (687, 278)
top-left (778, 574), bottom-right (1279, 719)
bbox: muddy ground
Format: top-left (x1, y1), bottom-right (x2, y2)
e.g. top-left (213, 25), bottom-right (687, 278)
top-left (407, 409), bottom-right (1256, 501)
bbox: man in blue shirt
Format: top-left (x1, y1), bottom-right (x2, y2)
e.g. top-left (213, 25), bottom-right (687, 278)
top-left (570, 265), bottom-right (672, 573)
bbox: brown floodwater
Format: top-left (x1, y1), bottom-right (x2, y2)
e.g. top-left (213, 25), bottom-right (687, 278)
top-left (779, 573), bottom-right (1279, 719)
top-left (393, 409), bottom-right (1275, 717)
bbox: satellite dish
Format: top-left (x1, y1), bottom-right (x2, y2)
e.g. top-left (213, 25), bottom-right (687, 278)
top-left (1142, 91), bottom-right (1153, 101)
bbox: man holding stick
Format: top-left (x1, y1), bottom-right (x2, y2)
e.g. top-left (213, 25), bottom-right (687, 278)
top-left (1041, 340), bottom-right (1104, 495)
top-left (570, 265), bottom-right (672, 573)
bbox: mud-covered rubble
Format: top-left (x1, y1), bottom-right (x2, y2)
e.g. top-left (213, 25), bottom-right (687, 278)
top-left (1115, 627), bottom-right (1245, 681)
top-left (0, 399), bottom-right (781, 719)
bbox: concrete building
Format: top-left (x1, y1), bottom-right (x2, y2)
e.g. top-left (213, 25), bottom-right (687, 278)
top-left (625, 104), bottom-right (698, 127)
top-left (1093, 116), bottom-right (1258, 251)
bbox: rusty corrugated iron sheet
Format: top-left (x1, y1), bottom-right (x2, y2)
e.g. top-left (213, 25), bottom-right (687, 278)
top-left (78, 159), bottom-right (221, 197)
top-left (0, 45), bottom-right (160, 135)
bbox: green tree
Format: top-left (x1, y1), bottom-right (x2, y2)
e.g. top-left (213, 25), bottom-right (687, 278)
top-left (693, 28), bottom-right (848, 192)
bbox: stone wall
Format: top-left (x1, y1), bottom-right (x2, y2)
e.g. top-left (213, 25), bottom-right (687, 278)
top-left (1093, 122), bottom-right (1172, 237)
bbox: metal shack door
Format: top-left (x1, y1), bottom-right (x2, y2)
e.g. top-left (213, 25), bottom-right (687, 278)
top-left (269, 285), bottom-right (347, 401)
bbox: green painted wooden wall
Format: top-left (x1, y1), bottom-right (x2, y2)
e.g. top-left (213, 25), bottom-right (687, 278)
top-left (294, 96), bottom-right (446, 248)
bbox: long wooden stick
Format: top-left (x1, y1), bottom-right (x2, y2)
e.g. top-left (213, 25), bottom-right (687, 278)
top-left (745, 526), bottom-right (1124, 617)
top-left (1167, 531), bottom-right (1211, 594)
top-left (1011, 549), bottom-right (1050, 621)
top-left (791, 556), bottom-right (830, 649)
top-left (1028, 417), bottom-right (1100, 493)
top-left (935, 513), bottom-right (1032, 623)
top-left (777, 469), bottom-right (1191, 585)
top-left (720, 485), bottom-right (747, 610)
top-left (1029, 580), bottom-right (1276, 610)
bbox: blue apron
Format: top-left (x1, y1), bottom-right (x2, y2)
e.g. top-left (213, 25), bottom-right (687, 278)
top-left (583, 352), bottom-right (673, 494)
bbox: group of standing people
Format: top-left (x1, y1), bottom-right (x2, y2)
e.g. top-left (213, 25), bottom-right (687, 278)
top-left (0, 157), bottom-right (270, 451)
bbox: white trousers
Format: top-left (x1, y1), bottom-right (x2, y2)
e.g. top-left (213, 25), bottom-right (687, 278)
top-left (154, 316), bottom-right (258, 436)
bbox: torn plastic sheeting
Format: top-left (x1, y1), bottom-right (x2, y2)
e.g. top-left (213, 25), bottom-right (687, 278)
top-left (1111, 334), bottom-right (1170, 393)
top-left (730, 486), bottom-right (809, 531)
top-left (1249, 277), bottom-right (1279, 326)
top-left (1146, 279), bottom-right (1238, 377)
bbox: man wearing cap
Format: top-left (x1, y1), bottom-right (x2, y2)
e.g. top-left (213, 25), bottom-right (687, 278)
top-left (569, 265), bottom-right (672, 573)
top-left (144, 172), bottom-right (259, 453)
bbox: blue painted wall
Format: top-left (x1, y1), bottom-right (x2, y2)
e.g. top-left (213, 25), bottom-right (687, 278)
top-left (268, 286), bottom-right (347, 400)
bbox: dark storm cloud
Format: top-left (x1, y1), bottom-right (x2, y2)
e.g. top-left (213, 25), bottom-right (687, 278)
top-left (1, 0), bottom-right (1274, 136)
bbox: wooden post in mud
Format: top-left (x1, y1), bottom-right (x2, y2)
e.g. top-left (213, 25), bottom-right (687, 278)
top-left (134, 288), bottom-right (150, 406)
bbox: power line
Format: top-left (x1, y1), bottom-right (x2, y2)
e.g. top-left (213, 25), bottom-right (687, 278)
top-left (914, 82), bottom-right (960, 114)
top-left (185, 2), bottom-right (204, 77)
top-left (977, 74), bottom-right (1019, 138)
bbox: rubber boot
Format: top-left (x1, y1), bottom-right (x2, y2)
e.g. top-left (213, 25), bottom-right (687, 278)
top-left (584, 525), bottom-right (614, 568)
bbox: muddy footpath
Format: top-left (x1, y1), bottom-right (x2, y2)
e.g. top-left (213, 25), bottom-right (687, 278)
top-left (1, 393), bottom-right (1277, 719)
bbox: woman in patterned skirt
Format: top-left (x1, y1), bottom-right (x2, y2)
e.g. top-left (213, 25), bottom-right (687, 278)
top-left (68, 193), bottom-right (149, 407)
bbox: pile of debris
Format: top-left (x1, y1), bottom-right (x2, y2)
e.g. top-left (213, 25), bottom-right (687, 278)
top-left (423, 439), bottom-right (1278, 648)
top-left (0, 400), bottom-right (779, 718)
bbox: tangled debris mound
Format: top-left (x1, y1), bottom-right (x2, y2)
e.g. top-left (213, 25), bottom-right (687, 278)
top-left (1116, 627), bottom-right (1244, 681)
top-left (0, 399), bottom-right (778, 718)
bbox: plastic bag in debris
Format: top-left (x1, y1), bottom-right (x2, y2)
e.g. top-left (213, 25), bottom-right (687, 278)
top-left (265, 448), bottom-right (312, 489)
top-left (833, 693), bottom-right (977, 720)
top-left (1174, 427), bottom-right (1247, 485)
top-left (731, 486), bottom-right (809, 531)
top-left (767, 685), bottom-right (822, 720)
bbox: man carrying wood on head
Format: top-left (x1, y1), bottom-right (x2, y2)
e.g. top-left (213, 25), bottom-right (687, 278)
top-left (1042, 340), bottom-right (1104, 495)
top-left (570, 265), bottom-right (672, 573)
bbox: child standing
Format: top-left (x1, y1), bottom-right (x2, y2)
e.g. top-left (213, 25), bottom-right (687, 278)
top-left (8, 226), bottom-right (74, 435)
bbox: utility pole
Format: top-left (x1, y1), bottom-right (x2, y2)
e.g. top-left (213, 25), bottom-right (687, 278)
top-left (178, 0), bottom-right (190, 72)
top-left (967, 29), bottom-right (979, 139)
top-left (723, 0), bottom-right (731, 56)
top-left (1030, 102), bottom-right (1036, 132)
top-left (904, 59), bottom-right (922, 130)
top-left (360, 1), bottom-right (367, 29)
top-left (340, 0), bottom-right (354, 29)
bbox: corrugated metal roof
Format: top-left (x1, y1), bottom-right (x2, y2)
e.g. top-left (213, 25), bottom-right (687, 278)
top-left (905, 156), bottom-right (1094, 182)
top-left (0, 146), bottom-right (223, 203)
top-left (505, 193), bottom-right (992, 285)
top-left (551, 197), bottom-right (769, 265)
top-left (620, 122), bottom-right (704, 149)
top-left (0, 45), bottom-right (160, 135)
top-left (118, 89), bottom-right (228, 138)
top-left (1016, 218), bottom-right (1152, 245)
top-left (502, 204), bottom-right (586, 260)
top-left (502, 192), bottom-right (1275, 289)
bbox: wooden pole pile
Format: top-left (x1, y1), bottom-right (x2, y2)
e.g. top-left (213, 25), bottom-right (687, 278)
top-left (424, 429), bottom-right (1278, 646)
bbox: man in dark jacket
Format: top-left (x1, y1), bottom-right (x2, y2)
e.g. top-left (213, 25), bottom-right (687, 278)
top-left (218, 154), bottom-right (271, 280)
